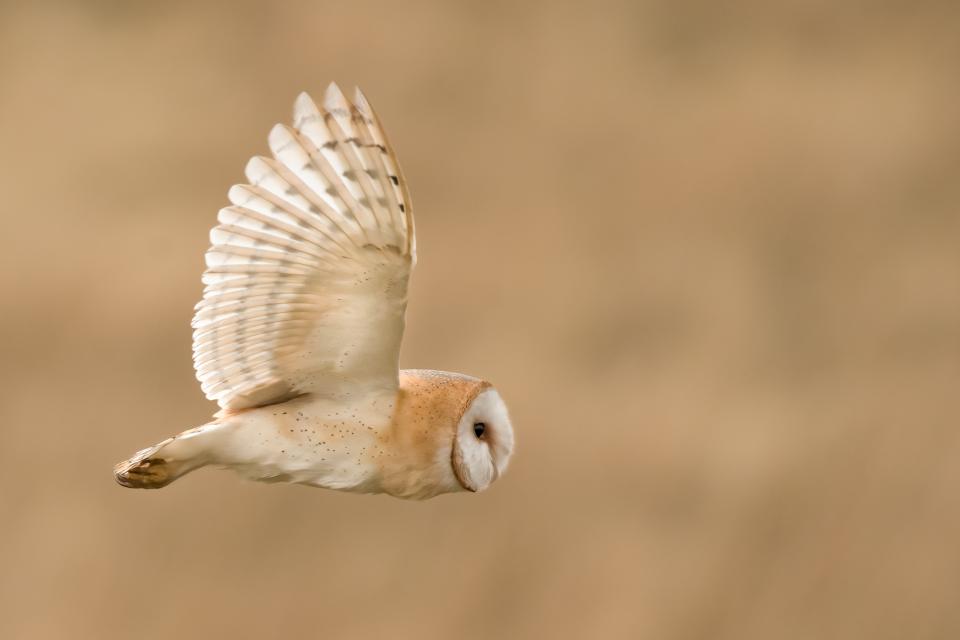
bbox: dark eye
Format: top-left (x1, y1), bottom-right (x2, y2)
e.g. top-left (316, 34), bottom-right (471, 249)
top-left (473, 422), bottom-right (486, 438)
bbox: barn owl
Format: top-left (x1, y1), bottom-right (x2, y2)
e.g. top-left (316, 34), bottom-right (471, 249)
top-left (114, 84), bottom-right (513, 499)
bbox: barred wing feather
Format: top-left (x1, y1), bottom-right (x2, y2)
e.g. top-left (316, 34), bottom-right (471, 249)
top-left (192, 84), bottom-right (415, 411)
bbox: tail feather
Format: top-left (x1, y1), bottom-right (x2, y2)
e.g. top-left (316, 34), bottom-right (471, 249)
top-left (114, 424), bottom-right (217, 489)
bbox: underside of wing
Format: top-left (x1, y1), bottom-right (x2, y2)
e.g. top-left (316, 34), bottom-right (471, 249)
top-left (192, 84), bottom-right (415, 411)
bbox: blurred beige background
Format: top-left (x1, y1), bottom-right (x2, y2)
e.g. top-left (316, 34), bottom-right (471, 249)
top-left (1, 1), bottom-right (958, 638)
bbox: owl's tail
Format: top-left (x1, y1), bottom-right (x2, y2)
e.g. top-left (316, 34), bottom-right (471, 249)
top-left (114, 423), bottom-right (219, 489)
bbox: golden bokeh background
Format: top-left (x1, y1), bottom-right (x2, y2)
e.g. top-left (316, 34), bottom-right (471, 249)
top-left (1, 1), bottom-right (958, 638)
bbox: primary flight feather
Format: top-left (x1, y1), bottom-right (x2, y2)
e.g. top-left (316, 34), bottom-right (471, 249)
top-left (115, 84), bottom-right (514, 499)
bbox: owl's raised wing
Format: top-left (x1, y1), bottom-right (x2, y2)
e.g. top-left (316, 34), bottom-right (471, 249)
top-left (192, 84), bottom-right (415, 411)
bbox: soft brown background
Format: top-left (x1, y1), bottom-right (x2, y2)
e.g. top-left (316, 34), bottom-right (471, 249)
top-left (1, 1), bottom-right (958, 638)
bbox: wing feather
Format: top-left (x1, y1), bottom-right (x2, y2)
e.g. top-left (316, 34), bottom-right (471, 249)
top-left (353, 87), bottom-right (415, 260)
top-left (191, 84), bottom-right (414, 410)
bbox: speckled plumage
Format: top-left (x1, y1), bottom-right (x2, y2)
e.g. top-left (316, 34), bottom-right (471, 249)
top-left (114, 85), bottom-right (514, 499)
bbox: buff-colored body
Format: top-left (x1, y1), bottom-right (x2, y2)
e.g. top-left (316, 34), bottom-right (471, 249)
top-left (118, 370), bottom-right (492, 499)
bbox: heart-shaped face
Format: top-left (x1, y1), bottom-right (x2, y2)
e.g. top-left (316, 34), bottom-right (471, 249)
top-left (452, 387), bottom-right (514, 493)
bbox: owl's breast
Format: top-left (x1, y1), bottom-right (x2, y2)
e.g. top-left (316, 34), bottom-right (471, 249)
top-left (216, 390), bottom-right (397, 491)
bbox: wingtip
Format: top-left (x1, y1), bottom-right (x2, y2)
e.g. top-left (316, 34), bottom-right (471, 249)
top-left (266, 122), bottom-right (293, 149)
top-left (324, 82), bottom-right (350, 112)
top-left (353, 86), bottom-right (371, 113)
top-left (293, 91), bottom-right (320, 128)
top-left (243, 155), bottom-right (269, 183)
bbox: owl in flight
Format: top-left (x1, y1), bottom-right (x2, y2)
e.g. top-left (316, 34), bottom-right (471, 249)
top-left (114, 84), bottom-right (514, 499)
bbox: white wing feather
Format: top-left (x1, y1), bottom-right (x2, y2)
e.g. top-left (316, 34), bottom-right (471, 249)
top-left (192, 84), bottom-right (415, 410)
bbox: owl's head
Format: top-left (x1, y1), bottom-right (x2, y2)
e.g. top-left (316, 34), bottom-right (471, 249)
top-left (451, 387), bottom-right (514, 493)
top-left (393, 370), bottom-right (514, 498)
